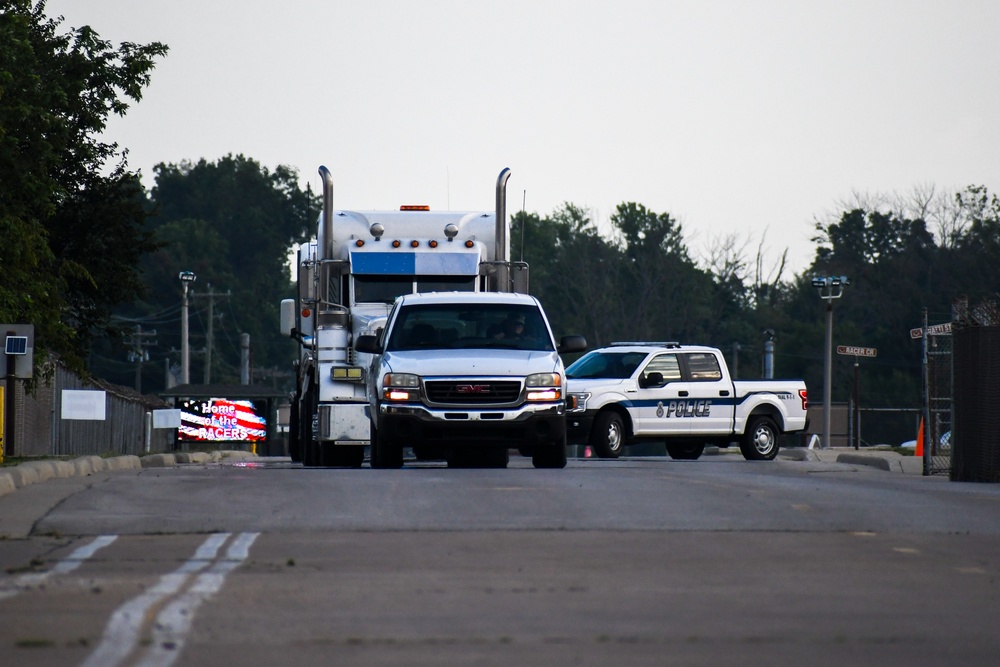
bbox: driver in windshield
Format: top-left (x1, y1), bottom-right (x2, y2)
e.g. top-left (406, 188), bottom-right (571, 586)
top-left (493, 313), bottom-right (526, 340)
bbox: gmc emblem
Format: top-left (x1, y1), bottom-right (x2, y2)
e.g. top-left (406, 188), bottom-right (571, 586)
top-left (456, 384), bottom-right (491, 394)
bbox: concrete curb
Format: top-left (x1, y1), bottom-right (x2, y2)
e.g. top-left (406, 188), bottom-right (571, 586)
top-left (0, 450), bottom-right (258, 497)
top-left (778, 448), bottom-right (819, 462)
top-left (0, 472), bottom-right (15, 497)
top-left (777, 447), bottom-right (925, 474)
top-left (140, 454), bottom-right (177, 468)
top-left (836, 453), bottom-right (892, 471)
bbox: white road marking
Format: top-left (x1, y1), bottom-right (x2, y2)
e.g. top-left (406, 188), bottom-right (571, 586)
top-left (0, 534), bottom-right (118, 600)
top-left (140, 532), bottom-right (260, 667)
top-left (80, 533), bottom-right (230, 667)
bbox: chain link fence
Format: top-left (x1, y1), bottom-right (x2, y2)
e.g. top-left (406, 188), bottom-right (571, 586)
top-left (922, 312), bottom-right (953, 476)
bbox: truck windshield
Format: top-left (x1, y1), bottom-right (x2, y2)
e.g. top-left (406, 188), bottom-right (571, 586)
top-left (354, 275), bottom-right (477, 304)
top-left (386, 303), bottom-right (554, 352)
top-left (566, 351), bottom-right (646, 379)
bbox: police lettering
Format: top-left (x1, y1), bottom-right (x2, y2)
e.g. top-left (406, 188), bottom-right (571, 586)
top-left (662, 400), bottom-right (711, 418)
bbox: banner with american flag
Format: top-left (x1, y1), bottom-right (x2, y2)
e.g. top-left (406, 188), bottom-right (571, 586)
top-left (178, 398), bottom-right (267, 442)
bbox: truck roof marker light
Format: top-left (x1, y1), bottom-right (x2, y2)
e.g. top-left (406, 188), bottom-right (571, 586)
top-left (410, 240), bottom-right (420, 248)
top-left (465, 240), bottom-right (475, 248)
top-left (355, 239), bottom-right (365, 247)
top-left (392, 240), bottom-right (401, 248)
top-left (429, 240), bottom-right (438, 248)
top-left (400, 205), bottom-right (430, 211)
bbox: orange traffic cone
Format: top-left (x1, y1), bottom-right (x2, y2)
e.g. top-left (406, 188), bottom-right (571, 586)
top-left (914, 417), bottom-right (924, 457)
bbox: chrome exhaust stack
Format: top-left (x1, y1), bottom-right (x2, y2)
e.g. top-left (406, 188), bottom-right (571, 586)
top-left (495, 167), bottom-right (511, 292)
top-left (318, 165), bottom-right (335, 263)
top-left (317, 165), bottom-right (347, 319)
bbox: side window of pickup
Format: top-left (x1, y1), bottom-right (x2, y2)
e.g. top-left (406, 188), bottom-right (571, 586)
top-left (639, 354), bottom-right (682, 388)
top-left (683, 352), bottom-right (723, 381)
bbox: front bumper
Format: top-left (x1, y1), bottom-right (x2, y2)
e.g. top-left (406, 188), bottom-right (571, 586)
top-left (377, 401), bottom-right (566, 448)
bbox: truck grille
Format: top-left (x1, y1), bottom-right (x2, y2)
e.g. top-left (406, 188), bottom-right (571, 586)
top-left (424, 380), bottom-right (522, 405)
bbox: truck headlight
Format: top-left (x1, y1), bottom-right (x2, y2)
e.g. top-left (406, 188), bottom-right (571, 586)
top-left (568, 392), bottom-right (590, 412)
top-left (525, 372), bottom-right (562, 401)
top-left (383, 373), bottom-right (420, 401)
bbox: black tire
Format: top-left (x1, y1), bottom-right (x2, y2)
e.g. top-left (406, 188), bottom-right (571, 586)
top-left (590, 411), bottom-right (625, 459)
top-left (740, 416), bottom-right (781, 461)
top-left (532, 439), bottom-right (568, 469)
top-left (370, 420), bottom-right (402, 469)
top-left (666, 443), bottom-right (705, 460)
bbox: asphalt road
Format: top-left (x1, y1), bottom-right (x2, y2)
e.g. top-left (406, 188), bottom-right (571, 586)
top-left (1, 452), bottom-right (998, 666)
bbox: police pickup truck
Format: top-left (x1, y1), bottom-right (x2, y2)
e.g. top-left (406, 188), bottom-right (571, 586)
top-left (355, 292), bottom-right (587, 469)
top-left (565, 342), bottom-right (808, 460)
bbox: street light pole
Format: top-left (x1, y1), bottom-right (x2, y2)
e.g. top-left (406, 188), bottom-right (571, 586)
top-left (179, 271), bottom-right (196, 385)
top-left (812, 275), bottom-right (850, 449)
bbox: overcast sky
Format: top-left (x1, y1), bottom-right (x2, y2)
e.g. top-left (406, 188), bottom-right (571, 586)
top-left (46, 0), bottom-right (1000, 275)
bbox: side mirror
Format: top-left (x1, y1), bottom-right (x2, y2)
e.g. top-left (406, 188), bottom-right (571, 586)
top-left (558, 335), bottom-right (587, 354)
top-left (280, 299), bottom-right (296, 337)
top-left (639, 371), bottom-right (664, 388)
top-left (355, 335), bottom-right (382, 354)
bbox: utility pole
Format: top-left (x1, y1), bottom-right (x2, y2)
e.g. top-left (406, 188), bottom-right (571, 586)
top-left (4, 330), bottom-right (15, 458)
top-left (762, 330), bottom-right (775, 379)
top-left (179, 271), bottom-right (196, 385)
top-left (240, 333), bottom-right (251, 384)
top-left (192, 284), bottom-right (231, 384)
top-left (127, 325), bottom-right (157, 392)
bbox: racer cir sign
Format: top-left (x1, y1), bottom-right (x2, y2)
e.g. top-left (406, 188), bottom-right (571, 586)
top-left (836, 345), bottom-right (877, 358)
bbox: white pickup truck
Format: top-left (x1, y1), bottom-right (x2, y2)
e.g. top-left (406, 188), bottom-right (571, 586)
top-left (565, 342), bottom-right (809, 460)
top-left (355, 292), bottom-right (587, 469)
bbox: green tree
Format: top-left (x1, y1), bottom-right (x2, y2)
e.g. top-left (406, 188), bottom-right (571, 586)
top-left (610, 202), bottom-right (716, 342)
top-left (946, 185), bottom-right (1000, 303)
top-left (512, 204), bottom-right (632, 347)
top-left (0, 0), bottom-right (167, 372)
top-left (128, 155), bottom-right (318, 388)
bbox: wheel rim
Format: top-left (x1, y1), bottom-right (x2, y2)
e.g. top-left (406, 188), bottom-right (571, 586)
top-left (753, 424), bottom-right (775, 454)
top-left (606, 420), bottom-right (622, 452)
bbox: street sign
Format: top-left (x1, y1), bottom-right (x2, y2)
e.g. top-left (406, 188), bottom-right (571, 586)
top-left (910, 323), bottom-right (952, 339)
top-left (837, 345), bottom-right (877, 357)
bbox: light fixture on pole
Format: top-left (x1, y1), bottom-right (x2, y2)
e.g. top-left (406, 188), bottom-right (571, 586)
top-left (812, 275), bottom-right (850, 449)
top-left (179, 271), bottom-right (197, 385)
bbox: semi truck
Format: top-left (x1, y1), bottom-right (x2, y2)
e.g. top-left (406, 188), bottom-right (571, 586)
top-left (279, 166), bottom-right (527, 467)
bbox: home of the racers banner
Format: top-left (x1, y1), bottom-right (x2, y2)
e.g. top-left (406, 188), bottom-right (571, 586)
top-left (178, 398), bottom-right (267, 442)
